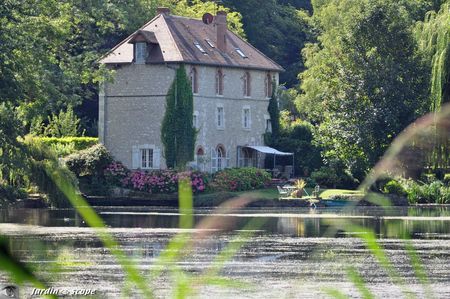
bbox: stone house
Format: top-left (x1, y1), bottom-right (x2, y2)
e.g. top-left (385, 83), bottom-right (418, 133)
top-left (99, 8), bottom-right (289, 173)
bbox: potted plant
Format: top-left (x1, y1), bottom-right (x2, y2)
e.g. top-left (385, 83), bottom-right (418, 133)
top-left (292, 179), bottom-right (306, 198)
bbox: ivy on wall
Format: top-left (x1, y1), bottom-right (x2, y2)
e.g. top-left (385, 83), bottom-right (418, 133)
top-left (161, 64), bottom-right (196, 169)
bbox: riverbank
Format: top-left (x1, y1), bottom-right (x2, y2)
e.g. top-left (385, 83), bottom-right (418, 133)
top-left (8, 188), bottom-right (409, 208)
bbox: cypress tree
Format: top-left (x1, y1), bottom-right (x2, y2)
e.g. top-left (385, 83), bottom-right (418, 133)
top-left (161, 64), bottom-right (196, 169)
top-left (268, 80), bottom-right (280, 142)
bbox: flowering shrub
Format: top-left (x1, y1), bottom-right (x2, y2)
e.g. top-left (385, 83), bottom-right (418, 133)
top-left (211, 168), bottom-right (271, 192)
top-left (104, 162), bottom-right (130, 185)
top-left (104, 163), bottom-right (208, 194)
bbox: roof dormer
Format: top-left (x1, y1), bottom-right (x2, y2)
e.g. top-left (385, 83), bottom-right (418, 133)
top-left (128, 30), bottom-right (159, 64)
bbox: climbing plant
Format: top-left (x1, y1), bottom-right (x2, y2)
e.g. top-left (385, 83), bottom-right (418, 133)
top-left (161, 64), bottom-right (196, 169)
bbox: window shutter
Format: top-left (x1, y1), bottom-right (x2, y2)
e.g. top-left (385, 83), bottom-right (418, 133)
top-left (132, 146), bottom-right (139, 169)
top-left (154, 148), bottom-right (161, 169)
top-left (211, 148), bottom-right (217, 173)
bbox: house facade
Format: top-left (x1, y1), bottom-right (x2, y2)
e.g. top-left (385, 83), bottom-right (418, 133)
top-left (99, 8), bottom-right (284, 173)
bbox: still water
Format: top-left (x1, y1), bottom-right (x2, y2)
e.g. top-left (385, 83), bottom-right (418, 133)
top-left (0, 205), bottom-right (449, 298)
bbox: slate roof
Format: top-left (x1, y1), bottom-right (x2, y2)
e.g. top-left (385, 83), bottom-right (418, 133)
top-left (100, 13), bottom-right (283, 72)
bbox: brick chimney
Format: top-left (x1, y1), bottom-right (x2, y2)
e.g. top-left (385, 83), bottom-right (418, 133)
top-left (215, 11), bottom-right (227, 52)
top-left (157, 7), bottom-right (170, 15)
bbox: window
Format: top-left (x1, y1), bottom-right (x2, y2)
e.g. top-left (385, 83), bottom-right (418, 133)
top-left (235, 48), bottom-right (248, 58)
top-left (243, 107), bottom-right (251, 129)
top-left (190, 67), bottom-right (198, 94)
top-left (205, 38), bottom-right (215, 48)
top-left (243, 71), bottom-right (251, 97)
top-left (216, 145), bottom-right (226, 171)
top-left (196, 146), bottom-right (206, 171)
top-left (194, 41), bottom-right (207, 54)
top-left (140, 148), bottom-right (153, 169)
top-left (215, 68), bottom-right (224, 95)
top-left (265, 72), bottom-right (273, 98)
top-left (216, 106), bottom-right (224, 129)
top-left (193, 111), bottom-right (199, 129)
top-left (135, 42), bottom-right (147, 64)
top-left (265, 115), bottom-right (272, 133)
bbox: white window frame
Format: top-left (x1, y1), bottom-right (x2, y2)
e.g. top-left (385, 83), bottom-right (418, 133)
top-left (242, 106), bottom-right (251, 130)
top-left (215, 68), bottom-right (224, 96)
top-left (132, 144), bottom-right (161, 170)
top-left (135, 42), bottom-right (147, 64)
top-left (216, 104), bottom-right (225, 130)
top-left (140, 148), bottom-right (154, 169)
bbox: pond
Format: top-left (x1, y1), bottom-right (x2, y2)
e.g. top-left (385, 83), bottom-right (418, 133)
top-left (0, 205), bottom-right (449, 298)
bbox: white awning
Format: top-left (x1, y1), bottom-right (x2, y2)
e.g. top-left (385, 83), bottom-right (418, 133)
top-left (243, 146), bottom-right (293, 156)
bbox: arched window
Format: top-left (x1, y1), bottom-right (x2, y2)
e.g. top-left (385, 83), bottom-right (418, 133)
top-left (195, 146), bottom-right (205, 171)
top-left (243, 71), bottom-right (251, 97)
top-left (215, 68), bottom-right (224, 95)
top-left (265, 72), bottom-right (272, 98)
top-left (190, 67), bottom-right (198, 94)
top-left (216, 144), bottom-right (226, 170)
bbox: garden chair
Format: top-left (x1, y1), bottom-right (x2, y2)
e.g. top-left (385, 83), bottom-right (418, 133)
top-left (277, 186), bottom-right (289, 198)
top-left (312, 185), bottom-right (320, 198)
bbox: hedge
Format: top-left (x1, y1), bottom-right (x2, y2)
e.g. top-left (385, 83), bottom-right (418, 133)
top-left (35, 137), bottom-right (98, 156)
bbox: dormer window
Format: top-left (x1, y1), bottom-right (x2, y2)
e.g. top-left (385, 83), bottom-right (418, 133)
top-left (135, 42), bottom-right (147, 64)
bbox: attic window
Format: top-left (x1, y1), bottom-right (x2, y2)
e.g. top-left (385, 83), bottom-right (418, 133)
top-left (235, 48), bottom-right (248, 58)
top-left (205, 39), bottom-right (215, 48)
top-left (135, 42), bottom-right (147, 64)
top-left (194, 41), bottom-right (207, 54)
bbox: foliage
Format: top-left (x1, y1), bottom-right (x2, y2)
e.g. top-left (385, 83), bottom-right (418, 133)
top-left (39, 106), bottom-right (82, 137)
top-left (272, 119), bottom-right (322, 176)
top-left (415, 1), bottom-right (450, 111)
top-left (311, 162), bottom-right (358, 189)
top-left (171, 0), bottom-right (244, 37)
top-left (223, 0), bottom-right (313, 86)
top-left (0, 183), bottom-right (27, 203)
top-left (415, 2), bottom-right (450, 169)
top-left (210, 168), bottom-right (271, 192)
top-left (65, 144), bottom-right (112, 177)
top-left (383, 180), bottom-right (408, 197)
top-left (402, 179), bottom-right (450, 204)
top-left (267, 81), bottom-right (281, 142)
top-left (34, 137), bottom-right (98, 157)
top-left (161, 65), bottom-right (196, 169)
top-left (299, 0), bottom-right (431, 179)
top-left (444, 174), bottom-right (450, 185)
top-left (119, 169), bottom-right (207, 194)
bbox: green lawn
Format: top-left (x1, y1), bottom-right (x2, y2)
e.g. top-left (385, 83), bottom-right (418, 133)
top-left (319, 189), bottom-right (364, 200)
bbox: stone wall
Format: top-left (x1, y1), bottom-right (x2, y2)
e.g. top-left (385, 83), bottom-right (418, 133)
top-left (99, 62), bottom-right (279, 171)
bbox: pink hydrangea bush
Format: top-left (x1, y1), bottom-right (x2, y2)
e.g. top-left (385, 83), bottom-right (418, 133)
top-left (104, 162), bottom-right (208, 194)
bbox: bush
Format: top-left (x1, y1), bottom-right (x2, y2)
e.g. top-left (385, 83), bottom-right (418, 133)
top-left (310, 167), bottom-right (339, 188)
top-left (105, 163), bottom-right (209, 194)
top-left (444, 174), bottom-right (450, 186)
top-left (402, 179), bottom-right (450, 204)
top-left (383, 180), bottom-right (407, 197)
top-left (65, 144), bottom-right (112, 177)
top-left (36, 137), bottom-right (98, 156)
top-left (211, 168), bottom-right (271, 192)
top-left (0, 183), bottom-right (27, 202)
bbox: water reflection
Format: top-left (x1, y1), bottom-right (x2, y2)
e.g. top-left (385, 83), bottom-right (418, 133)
top-left (1, 206), bottom-right (449, 239)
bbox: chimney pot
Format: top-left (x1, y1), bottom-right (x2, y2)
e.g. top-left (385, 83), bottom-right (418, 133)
top-left (215, 11), bottom-right (227, 52)
top-left (157, 7), bottom-right (170, 15)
